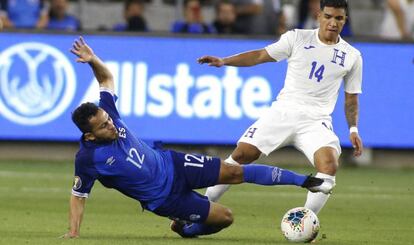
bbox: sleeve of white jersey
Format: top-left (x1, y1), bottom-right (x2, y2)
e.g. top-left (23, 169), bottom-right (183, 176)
top-left (264, 30), bottom-right (296, 61)
top-left (344, 54), bottom-right (363, 94)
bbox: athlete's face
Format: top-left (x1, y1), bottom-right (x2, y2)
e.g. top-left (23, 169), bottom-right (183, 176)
top-left (217, 3), bottom-right (236, 25)
top-left (85, 109), bottom-right (118, 142)
top-left (50, 0), bottom-right (68, 18)
top-left (318, 6), bottom-right (347, 43)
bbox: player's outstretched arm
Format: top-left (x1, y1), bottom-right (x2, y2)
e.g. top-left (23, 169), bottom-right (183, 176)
top-left (345, 92), bottom-right (363, 157)
top-left (61, 195), bottom-right (86, 239)
top-left (197, 49), bottom-right (274, 67)
top-left (70, 36), bottom-right (115, 92)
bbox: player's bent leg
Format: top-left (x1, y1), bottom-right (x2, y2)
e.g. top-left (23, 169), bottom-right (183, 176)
top-left (314, 146), bottom-right (339, 175)
top-left (172, 202), bottom-right (233, 238)
top-left (305, 146), bottom-right (339, 214)
top-left (205, 202), bottom-right (233, 227)
top-left (217, 161), bottom-right (328, 192)
top-left (231, 142), bottom-right (262, 164)
top-left (313, 146), bottom-right (338, 193)
top-left (205, 143), bottom-right (261, 201)
top-left (205, 155), bottom-right (239, 202)
top-left (217, 161), bottom-right (244, 184)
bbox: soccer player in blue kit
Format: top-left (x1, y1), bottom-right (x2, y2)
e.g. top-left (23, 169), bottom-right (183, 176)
top-left (61, 37), bottom-right (333, 239)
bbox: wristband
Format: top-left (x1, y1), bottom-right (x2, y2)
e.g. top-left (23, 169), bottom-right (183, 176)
top-left (349, 126), bottom-right (358, 134)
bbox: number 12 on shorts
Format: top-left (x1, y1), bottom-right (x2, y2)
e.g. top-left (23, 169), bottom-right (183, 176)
top-left (184, 154), bottom-right (205, 168)
top-left (309, 61), bottom-right (325, 82)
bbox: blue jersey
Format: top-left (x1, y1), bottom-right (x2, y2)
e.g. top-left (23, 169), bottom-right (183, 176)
top-left (72, 90), bottom-right (174, 211)
top-left (47, 14), bottom-right (81, 31)
top-left (0, 0), bottom-right (45, 28)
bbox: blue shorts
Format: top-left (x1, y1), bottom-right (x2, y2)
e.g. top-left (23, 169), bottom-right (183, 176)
top-left (153, 150), bottom-right (221, 223)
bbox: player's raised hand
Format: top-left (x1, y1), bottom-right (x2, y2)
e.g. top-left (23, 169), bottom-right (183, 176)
top-left (350, 132), bottom-right (363, 157)
top-left (70, 36), bottom-right (95, 63)
top-left (197, 56), bottom-right (225, 67)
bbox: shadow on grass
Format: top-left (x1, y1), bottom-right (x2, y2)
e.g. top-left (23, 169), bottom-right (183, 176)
top-left (81, 234), bottom-right (276, 244)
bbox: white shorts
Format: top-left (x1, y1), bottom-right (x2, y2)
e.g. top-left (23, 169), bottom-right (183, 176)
top-left (238, 104), bottom-right (341, 166)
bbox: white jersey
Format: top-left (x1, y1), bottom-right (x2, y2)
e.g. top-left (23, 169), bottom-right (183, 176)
top-left (265, 29), bottom-right (362, 118)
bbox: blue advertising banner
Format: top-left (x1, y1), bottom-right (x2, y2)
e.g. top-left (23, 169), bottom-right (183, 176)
top-left (0, 32), bottom-right (413, 148)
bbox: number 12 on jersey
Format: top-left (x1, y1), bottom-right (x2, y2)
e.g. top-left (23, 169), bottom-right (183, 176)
top-left (309, 61), bottom-right (325, 82)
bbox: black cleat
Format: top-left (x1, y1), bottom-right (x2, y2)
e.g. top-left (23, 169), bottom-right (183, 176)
top-left (302, 175), bottom-right (335, 194)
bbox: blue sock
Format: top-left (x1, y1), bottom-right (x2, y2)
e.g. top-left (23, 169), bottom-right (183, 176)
top-left (243, 164), bottom-right (307, 186)
top-left (182, 223), bottom-right (222, 237)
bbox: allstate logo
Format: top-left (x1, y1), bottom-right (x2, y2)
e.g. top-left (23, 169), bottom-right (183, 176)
top-left (0, 42), bottom-right (76, 125)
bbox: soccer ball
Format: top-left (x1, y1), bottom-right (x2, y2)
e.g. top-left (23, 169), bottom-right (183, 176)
top-left (280, 207), bottom-right (320, 243)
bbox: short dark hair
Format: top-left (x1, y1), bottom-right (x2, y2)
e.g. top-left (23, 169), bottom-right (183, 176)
top-left (215, 0), bottom-right (233, 13)
top-left (71, 102), bottom-right (99, 133)
top-left (320, 0), bottom-right (348, 15)
top-left (124, 0), bottom-right (145, 11)
top-left (184, 0), bottom-right (200, 6)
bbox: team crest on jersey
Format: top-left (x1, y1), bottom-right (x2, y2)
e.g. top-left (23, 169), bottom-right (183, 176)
top-left (331, 48), bottom-right (347, 67)
top-left (73, 176), bottom-right (82, 190)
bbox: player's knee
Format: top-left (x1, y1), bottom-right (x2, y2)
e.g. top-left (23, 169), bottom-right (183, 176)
top-left (314, 149), bottom-right (339, 175)
top-left (230, 165), bottom-right (243, 180)
top-left (318, 160), bottom-right (338, 175)
top-left (232, 144), bottom-right (261, 164)
top-left (208, 204), bottom-right (233, 228)
top-left (317, 162), bottom-right (338, 176)
top-left (220, 163), bottom-right (244, 183)
top-left (220, 208), bottom-right (233, 228)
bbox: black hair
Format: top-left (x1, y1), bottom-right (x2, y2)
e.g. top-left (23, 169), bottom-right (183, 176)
top-left (124, 0), bottom-right (145, 11)
top-left (320, 0), bottom-right (348, 15)
top-left (214, 0), bottom-right (233, 13)
top-left (71, 102), bottom-right (99, 133)
top-left (184, 0), bottom-right (200, 6)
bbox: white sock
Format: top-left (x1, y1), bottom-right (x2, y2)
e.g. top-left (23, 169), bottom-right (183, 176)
top-left (304, 173), bottom-right (336, 214)
top-left (205, 156), bottom-right (240, 202)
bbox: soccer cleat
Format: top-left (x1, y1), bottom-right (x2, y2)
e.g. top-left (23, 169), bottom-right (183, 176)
top-left (170, 220), bottom-right (198, 238)
top-left (301, 175), bottom-right (335, 194)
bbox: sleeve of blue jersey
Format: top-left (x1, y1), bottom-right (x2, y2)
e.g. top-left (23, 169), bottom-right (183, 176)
top-left (99, 90), bottom-right (121, 120)
top-left (72, 153), bottom-right (99, 198)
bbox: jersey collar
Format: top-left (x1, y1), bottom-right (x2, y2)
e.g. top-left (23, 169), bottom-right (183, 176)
top-left (315, 28), bottom-right (344, 47)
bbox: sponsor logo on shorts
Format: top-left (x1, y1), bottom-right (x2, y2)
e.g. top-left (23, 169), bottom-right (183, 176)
top-left (189, 214), bottom-right (201, 221)
top-left (73, 176), bottom-right (82, 190)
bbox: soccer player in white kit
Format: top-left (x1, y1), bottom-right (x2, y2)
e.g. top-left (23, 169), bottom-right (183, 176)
top-left (197, 0), bottom-right (363, 214)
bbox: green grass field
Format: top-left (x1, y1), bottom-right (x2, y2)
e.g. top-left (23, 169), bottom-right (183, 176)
top-left (0, 160), bottom-right (413, 245)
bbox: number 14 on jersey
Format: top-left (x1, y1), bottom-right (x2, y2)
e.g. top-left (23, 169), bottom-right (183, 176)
top-left (309, 61), bottom-right (325, 82)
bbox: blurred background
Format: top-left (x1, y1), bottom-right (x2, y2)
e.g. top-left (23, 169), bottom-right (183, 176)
top-left (0, 0), bottom-right (413, 167)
